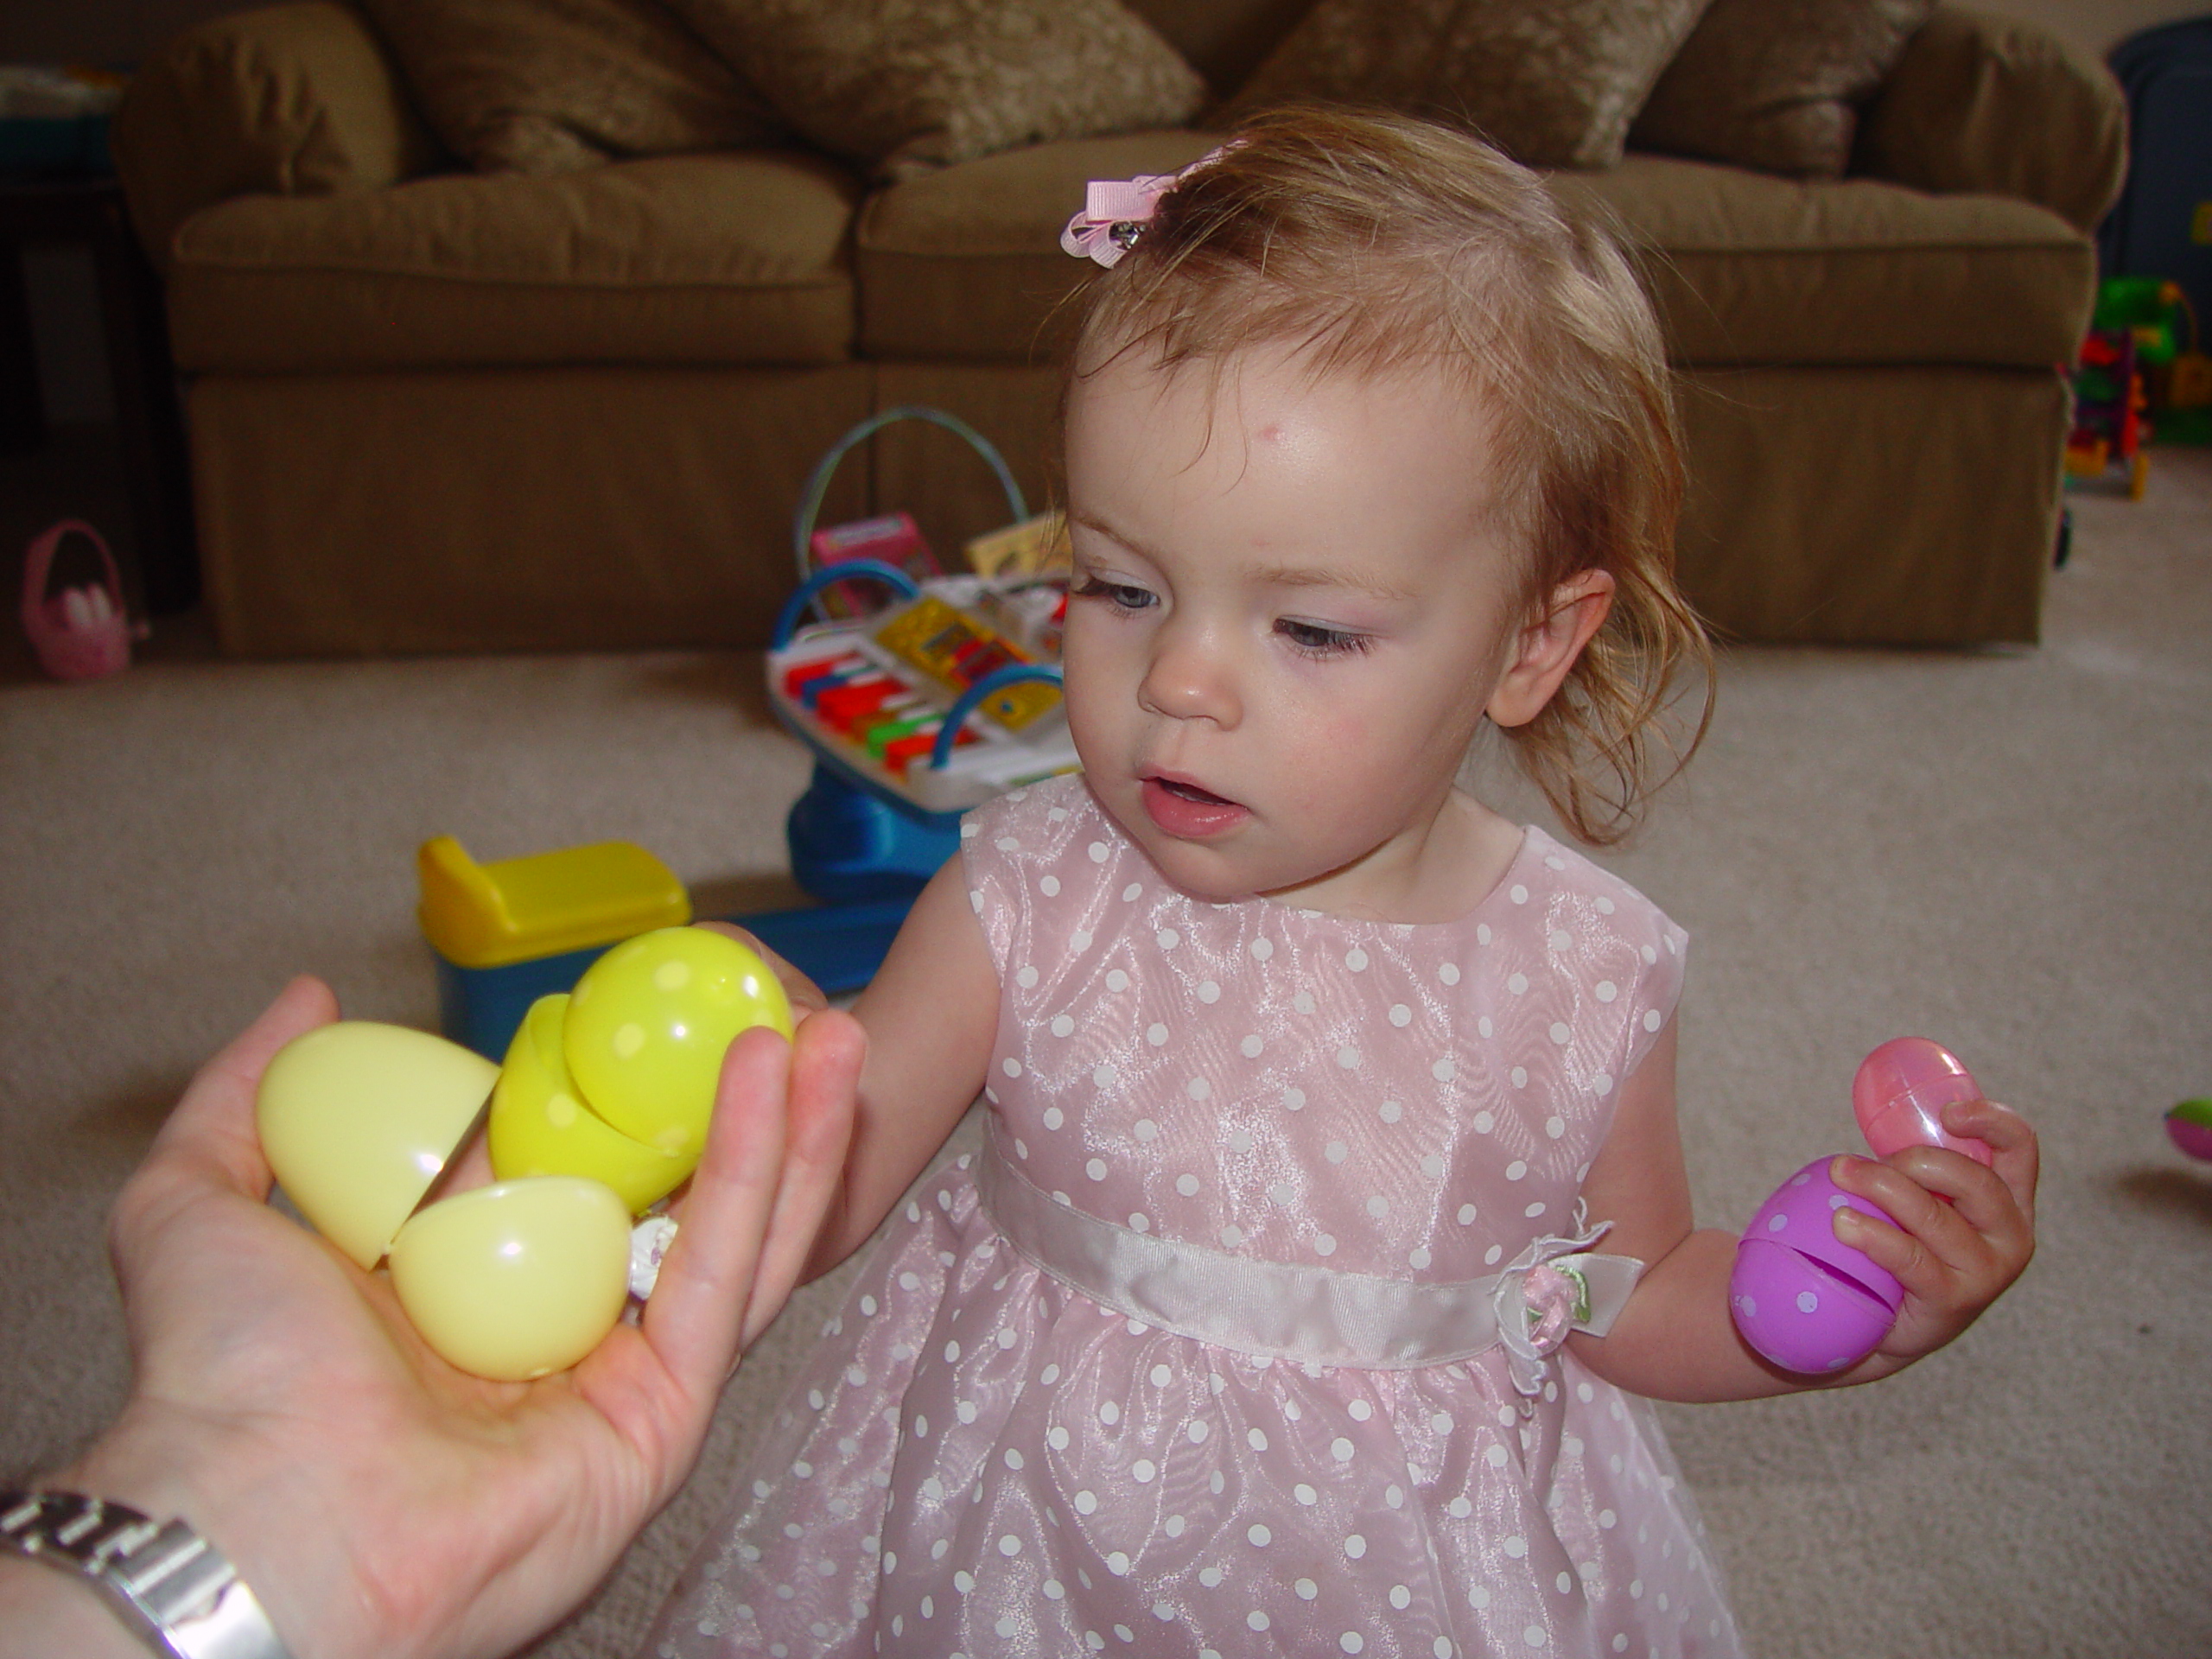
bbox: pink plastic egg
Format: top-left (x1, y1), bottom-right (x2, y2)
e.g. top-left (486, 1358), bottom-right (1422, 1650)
top-left (1853, 1038), bottom-right (1993, 1166)
top-left (1730, 1157), bottom-right (1904, 1374)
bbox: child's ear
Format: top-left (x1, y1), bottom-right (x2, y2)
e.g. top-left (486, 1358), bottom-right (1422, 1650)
top-left (1487, 569), bottom-right (1616, 729)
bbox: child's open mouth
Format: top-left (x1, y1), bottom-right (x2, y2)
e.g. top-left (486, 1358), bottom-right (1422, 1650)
top-left (1141, 774), bottom-right (1250, 838)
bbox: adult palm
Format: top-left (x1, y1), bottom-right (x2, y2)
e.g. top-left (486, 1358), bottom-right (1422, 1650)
top-left (59, 974), bottom-right (862, 1659)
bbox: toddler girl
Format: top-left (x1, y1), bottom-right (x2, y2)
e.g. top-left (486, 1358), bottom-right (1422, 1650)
top-left (645, 109), bottom-right (2036, 1659)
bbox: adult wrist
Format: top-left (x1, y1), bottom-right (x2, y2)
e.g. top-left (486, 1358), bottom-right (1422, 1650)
top-left (0, 1550), bottom-right (148, 1659)
top-left (46, 1418), bottom-right (321, 1659)
top-left (0, 1487), bottom-right (296, 1659)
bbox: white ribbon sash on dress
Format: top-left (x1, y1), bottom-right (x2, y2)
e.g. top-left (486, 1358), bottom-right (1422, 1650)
top-left (976, 1135), bottom-right (1643, 1382)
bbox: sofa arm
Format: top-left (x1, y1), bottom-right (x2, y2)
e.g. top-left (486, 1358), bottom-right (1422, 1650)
top-left (1856, 4), bottom-right (2126, 235)
top-left (113, 1), bottom-right (443, 270)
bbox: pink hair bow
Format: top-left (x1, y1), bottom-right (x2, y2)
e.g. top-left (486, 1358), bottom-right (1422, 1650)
top-left (1059, 175), bottom-right (1177, 268)
top-left (1060, 145), bottom-right (1239, 269)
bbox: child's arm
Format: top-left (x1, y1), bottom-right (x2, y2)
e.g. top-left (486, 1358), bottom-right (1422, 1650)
top-left (1564, 1021), bottom-right (2039, 1402)
top-left (796, 853), bottom-right (1002, 1279)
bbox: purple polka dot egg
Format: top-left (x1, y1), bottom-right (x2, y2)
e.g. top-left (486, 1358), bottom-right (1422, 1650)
top-left (1729, 1156), bottom-right (1904, 1375)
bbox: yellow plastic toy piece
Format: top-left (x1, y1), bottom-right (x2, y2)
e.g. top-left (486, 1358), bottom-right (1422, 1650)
top-left (564, 928), bottom-right (794, 1161)
top-left (256, 1022), bottom-right (500, 1270)
top-left (417, 836), bottom-right (691, 970)
top-left (965, 511), bottom-right (1071, 581)
top-left (873, 595), bottom-right (1063, 730)
top-left (489, 994), bottom-right (691, 1214)
top-left (2064, 438), bottom-right (2109, 479)
top-left (388, 1176), bottom-right (633, 1381)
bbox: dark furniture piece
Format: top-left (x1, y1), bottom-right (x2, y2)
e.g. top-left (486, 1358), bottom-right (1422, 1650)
top-left (113, 2), bottom-right (2125, 655)
top-left (0, 176), bottom-right (197, 614)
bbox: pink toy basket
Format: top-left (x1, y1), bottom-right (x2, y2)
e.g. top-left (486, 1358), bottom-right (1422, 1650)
top-left (21, 519), bottom-right (143, 682)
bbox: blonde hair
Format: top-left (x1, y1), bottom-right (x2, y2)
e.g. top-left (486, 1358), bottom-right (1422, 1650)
top-left (1067, 106), bottom-right (1713, 846)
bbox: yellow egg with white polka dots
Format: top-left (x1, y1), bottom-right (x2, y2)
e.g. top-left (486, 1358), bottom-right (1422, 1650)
top-left (563, 927), bottom-right (793, 1160)
top-left (487, 993), bottom-right (692, 1213)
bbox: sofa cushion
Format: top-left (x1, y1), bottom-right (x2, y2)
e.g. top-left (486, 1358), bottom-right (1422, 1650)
top-left (167, 151), bottom-right (859, 372)
top-left (112, 2), bottom-right (445, 273)
top-left (1124, 0), bottom-right (1319, 103)
top-left (355, 0), bottom-right (787, 175)
top-left (1856, 5), bottom-right (2127, 236)
top-left (1218, 0), bottom-right (1709, 170)
top-left (858, 139), bottom-right (2093, 369)
top-left (1630, 0), bottom-right (1936, 180)
top-left (663, 0), bottom-right (1205, 181)
top-left (1555, 155), bottom-right (2094, 365)
top-left (856, 129), bottom-right (1218, 362)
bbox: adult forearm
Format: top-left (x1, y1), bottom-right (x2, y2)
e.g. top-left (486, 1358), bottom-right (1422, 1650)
top-left (3, 1421), bottom-right (333, 1659)
top-left (10, 1407), bottom-right (363, 1659)
top-left (0, 1556), bottom-right (145, 1659)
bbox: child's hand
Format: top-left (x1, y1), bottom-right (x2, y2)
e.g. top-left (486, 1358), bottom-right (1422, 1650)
top-left (1827, 1097), bottom-right (2037, 1370)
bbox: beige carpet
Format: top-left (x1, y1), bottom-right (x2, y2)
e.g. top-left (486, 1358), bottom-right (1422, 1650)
top-left (3, 450), bottom-right (2208, 1658)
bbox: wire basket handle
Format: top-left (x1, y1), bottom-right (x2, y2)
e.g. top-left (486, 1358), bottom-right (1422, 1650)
top-left (791, 405), bottom-right (1028, 583)
top-left (771, 560), bottom-right (922, 650)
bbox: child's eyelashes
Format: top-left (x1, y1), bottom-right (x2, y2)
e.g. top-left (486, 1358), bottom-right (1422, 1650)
top-left (1070, 571), bottom-right (1370, 658)
top-left (1071, 575), bottom-right (1157, 613)
top-left (1275, 618), bottom-right (1373, 658)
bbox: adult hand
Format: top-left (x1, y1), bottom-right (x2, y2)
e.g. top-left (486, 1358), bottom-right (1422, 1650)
top-left (4, 974), bottom-right (864, 1659)
top-left (690, 920), bottom-right (863, 1338)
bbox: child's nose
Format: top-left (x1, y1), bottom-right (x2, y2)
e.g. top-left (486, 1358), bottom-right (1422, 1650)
top-left (1138, 621), bottom-right (1241, 727)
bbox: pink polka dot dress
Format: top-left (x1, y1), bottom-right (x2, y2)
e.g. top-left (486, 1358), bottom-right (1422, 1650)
top-left (645, 776), bottom-right (1742, 1659)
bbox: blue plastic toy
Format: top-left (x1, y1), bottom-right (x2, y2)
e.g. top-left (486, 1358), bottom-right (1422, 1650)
top-left (427, 410), bottom-right (1073, 1050)
top-left (728, 408), bottom-right (1077, 992)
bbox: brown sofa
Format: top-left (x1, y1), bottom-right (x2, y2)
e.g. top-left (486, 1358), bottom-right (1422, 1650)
top-left (113, 1), bottom-right (2125, 656)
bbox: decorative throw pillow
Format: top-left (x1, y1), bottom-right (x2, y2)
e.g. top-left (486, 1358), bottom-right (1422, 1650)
top-left (660, 0), bottom-right (1206, 181)
top-left (1219, 0), bottom-right (1711, 171)
top-left (1629, 0), bottom-right (1937, 179)
top-left (358, 0), bottom-right (787, 175)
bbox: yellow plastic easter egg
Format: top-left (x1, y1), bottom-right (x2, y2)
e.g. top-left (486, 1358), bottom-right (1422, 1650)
top-left (488, 994), bottom-right (692, 1214)
top-left (257, 1021), bottom-right (499, 1270)
top-left (563, 927), bottom-right (792, 1161)
top-left (386, 1175), bottom-right (632, 1382)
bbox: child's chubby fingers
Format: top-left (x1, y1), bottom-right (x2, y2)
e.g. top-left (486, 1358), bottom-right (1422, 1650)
top-left (1941, 1096), bottom-right (2039, 1228)
top-left (1860, 1103), bottom-right (2037, 1272)
top-left (1825, 1155), bottom-right (1969, 1292)
top-left (1827, 1142), bottom-right (2033, 1328)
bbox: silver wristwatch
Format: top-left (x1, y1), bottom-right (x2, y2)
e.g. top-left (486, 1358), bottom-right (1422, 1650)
top-left (0, 1489), bottom-right (295, 1659)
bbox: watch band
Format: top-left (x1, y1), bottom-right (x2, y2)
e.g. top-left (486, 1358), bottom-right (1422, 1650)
top-left (0, 1489), bottom-right (295, 1659)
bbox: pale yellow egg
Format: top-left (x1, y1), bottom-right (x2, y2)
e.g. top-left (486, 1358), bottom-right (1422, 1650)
top-left (387, 1176), bottom-right (632, 1381)
top-left (257, 1022), bottom-right (499, 1269)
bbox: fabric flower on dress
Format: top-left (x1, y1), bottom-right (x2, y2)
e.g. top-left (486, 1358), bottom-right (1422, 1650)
top-left (1493, 1216), bottom-right (1611, 1398)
